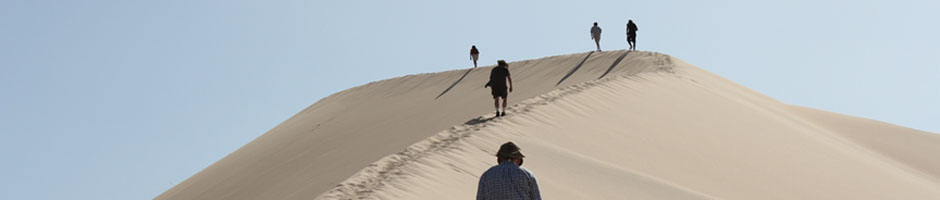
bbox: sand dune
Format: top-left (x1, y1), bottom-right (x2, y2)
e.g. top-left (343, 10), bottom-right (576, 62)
top-left (157, 51), bottom-right (940, 200)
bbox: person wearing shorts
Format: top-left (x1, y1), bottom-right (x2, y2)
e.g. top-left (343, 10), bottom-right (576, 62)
top-left (485, 60), bottom-right (513, 117)
top-left (470, 45), bottom-right (480, 68)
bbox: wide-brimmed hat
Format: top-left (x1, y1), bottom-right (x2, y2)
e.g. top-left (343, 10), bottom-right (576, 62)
top-left (496, 142), bottom-right (525, 159)
top-left (497, 60), bottom-right (508, 67)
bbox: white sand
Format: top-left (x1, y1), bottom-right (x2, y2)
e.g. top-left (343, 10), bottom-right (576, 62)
top-left (157, 51), bottom-right (940, 200)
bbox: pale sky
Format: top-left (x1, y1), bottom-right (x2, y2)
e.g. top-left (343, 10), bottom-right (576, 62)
top-left (1, 0), bottom-right (937, 199)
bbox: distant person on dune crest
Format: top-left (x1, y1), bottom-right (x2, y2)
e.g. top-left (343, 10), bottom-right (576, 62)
top-left (591, 22), bottom-right (602, 52)
top-left (626, 19), bottom-right (639, 50)
top-left (484, 60), bottom-right (513, 117)
top-left (471, 45), bottom-right (480, 68)
top-left (477, 142), bottom-right (541, 200)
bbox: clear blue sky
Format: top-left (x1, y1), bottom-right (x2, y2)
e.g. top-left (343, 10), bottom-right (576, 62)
top-left (1, 0), bottom-right (937, 199)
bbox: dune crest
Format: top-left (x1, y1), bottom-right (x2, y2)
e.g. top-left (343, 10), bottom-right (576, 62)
top-left (158, 51), bottom-right (940, 200)
top-left (317, 59), bottom-right (715, 199)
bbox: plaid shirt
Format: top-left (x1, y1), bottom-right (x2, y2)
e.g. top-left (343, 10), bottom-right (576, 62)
top-left (476, 161), bottom-right (542, 200)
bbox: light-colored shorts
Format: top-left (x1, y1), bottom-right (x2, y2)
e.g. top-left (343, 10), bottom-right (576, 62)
top-left (471, 54), bottom-right (479, 61)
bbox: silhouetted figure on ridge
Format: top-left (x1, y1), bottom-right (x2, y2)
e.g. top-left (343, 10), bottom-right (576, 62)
top-left (470, 45), bottom-right (480, 68)
top-left (627, 19), bottom-right (638, 50)
top-left (591, 22), bottom-right (602, 52)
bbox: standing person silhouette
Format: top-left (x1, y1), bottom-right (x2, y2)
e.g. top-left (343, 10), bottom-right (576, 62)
top-left (484, 60), bottom-right (513, 117)
top-left (470, 45), bottom-right (480, 68)
top-left (627, 19), bottom-right (639, 50)
top-left (591, 22), bottom-right (603, 52)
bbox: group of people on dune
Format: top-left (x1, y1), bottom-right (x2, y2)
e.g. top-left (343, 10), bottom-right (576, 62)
top-left (474, 20), bottom-right (639, 200)
top-left (473, 20), bottom-right (639, 118)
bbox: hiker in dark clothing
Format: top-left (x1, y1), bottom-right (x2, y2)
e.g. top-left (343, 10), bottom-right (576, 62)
top-left (627, 19), bottom-right (638, 50)
top-left (470, 45), bottom-right (480, 68)
top-left (485, 60), bottom-right (513, 117)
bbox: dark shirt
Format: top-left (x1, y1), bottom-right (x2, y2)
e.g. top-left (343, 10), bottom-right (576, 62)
top-left (489, 66), bottom-right (510, 88)
top-left (471, 48), bottom-right (480, 55)
top-left (627, 23), bottom-right (638, 34)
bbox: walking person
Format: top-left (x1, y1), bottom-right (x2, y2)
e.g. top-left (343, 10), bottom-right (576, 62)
top-left (484, 60), bottom-right (513, 117)
top-left (626, 19), bottom-right (638, 50)
top-left (470, 45), bottom-right (480, 68)
top-left (591, 22), bottom-right (602, 51)
top-left (476, 142), bottom-right (541, 200)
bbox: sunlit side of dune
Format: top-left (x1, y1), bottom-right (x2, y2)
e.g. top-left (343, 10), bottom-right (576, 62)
top-left (159, 51), bottom-right (940, 200)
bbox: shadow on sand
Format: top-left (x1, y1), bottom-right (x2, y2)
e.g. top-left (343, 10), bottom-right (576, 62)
top-left (436, 68), bottom-right (476, 99)
top-left (598, 51), bottom-right (630, 79)
top-left (556, 51), bottom-right (594, 86)
top-left (464, 116), bottom-right (495, 125)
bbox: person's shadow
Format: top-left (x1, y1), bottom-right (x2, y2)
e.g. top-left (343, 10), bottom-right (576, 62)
top-left (599, 51), bottom-right (630, 79)
top-left (436, 68), bottom-right (475, 99)
top-left (556, 51), bottom-right (594, 86)
top-left (463, 116), bottom-right (495, 125)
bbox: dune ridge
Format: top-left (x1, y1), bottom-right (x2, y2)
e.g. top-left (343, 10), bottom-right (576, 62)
top-left (158, 51), bottom-right (673, 199)
top-left (315, 54), bottom-right (940, 199)
top-left (316, 62), bottom-right (713, 199)
top-left (158, 51), bottom-right (940, 200)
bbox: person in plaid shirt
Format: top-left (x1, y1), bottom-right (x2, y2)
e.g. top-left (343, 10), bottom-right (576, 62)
top-left (476, 142), bottom-right (542, 200)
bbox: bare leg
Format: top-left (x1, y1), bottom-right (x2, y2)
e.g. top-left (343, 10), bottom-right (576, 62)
top-left (594, 39), bottom-right (601, 51)
top-left (494, 97), bottom-right (501, 116)
top-left (502, 97), bottom-right (508, 113)
top-left (473, 60), bottom-right (477, 68)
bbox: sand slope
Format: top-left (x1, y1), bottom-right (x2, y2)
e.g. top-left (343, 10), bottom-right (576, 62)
top-left (158, 51), bottom-right (940, 200)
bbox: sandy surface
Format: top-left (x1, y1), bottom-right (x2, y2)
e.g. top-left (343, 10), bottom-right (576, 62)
top-left (158, 51), bottom-right (940, 200)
